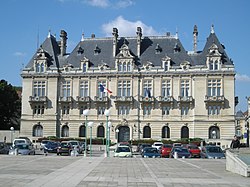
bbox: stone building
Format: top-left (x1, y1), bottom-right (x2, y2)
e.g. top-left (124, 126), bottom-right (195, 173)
top-left (20, 25), bottom-right (235, 147)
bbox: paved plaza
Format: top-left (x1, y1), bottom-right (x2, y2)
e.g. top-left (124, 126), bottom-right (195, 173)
top-left (0, 152), bottom-right (249, 187)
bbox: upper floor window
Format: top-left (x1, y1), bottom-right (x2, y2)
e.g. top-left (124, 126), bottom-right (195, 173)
top-left (143, 80), bottom-right (152, 97)
top-left (98, 81), bottom-right (107, 97)
top-left (162, 106), bottom-right (170, 115)
top-left (209, 60), bottom-right (219, 70)
top-left (62, 81), bottom-right (71, 97)
top-left (35, 63), bottom-right (45, 73)
top-left (180, 80), bottom-right (190, 97)
top-left (208, 105), bottom-right (221, 115)
top-left (62, 105), bottom-right (70, 115)
top-left (181, 106), bottom-right (189, 115)
top-left (118, 80), bottom-right (131, 97)
top-left (143, 105), bottom-right (152, 115)
top-left (97, 106), bottom-right (105, 115)
top-left (33, 81), bottom-right (46, 97)
top-left (118, 105), bottom-right (130, 115)
top-left (208, 79), bottom-right (221, 96)
top-left (82, 63), bottom-right (87, 72)
top-left (118, 62), bottom-right (132, 72)
top-left (79, 105), bottom-right (88, 115)
top-left (162, 80), bottom-right (171, 96)
top-left (79, 81), bottom-right (89, 97)
top-left (33, 105), bottom-right (45, 115)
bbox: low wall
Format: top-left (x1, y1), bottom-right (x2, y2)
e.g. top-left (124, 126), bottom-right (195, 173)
top-left (0, 130), bottom-right (20, 143)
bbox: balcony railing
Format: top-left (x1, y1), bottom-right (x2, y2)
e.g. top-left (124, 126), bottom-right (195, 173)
top-left (29, 96), bottom-right (48, 103)
top-left (205, 95), bottom-right (225, 102)
top-left (114, 96), bottom-right (134, 102)
top-left (158, 96), bottom-right (174, 103)
top-left (76, 96), bottom-right (91, 103)
top-left (94, 96), bottom-right (109, 102)
top-left (58, 96), bottom-right (73, 103)
top-left (139, 96), bottom-right (155, 102)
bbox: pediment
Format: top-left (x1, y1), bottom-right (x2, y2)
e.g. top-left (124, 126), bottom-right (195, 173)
top-left (116, 44), bottom-right (134, 58)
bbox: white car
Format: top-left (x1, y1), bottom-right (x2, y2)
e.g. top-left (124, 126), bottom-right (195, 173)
top-left (152, 142), bottom-right (163, 150)
top-left (114, 146), bottom-right (132, 157)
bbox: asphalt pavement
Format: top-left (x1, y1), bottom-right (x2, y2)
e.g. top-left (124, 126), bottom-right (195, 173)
top-left (0, 146), bottom-right (249, 187)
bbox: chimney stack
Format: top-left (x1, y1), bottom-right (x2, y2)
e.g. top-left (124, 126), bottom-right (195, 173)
top-left (60, 30), bottom-right (67, 56)
top-left (112, 28), bottom-right (118, 57)
top-left (136, 27), bottom-right (142, 57)
top-left (91, 34), bottom-right (95, 38)
top-left (193, 25), bottom-right (198, 53)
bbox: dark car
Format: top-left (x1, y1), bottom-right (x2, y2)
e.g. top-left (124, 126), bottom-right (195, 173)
top-left (57, 141), bottom-right (73, 156)
top-left (159, 144), bottom-right (172, 158)
top-left (169, 146), bottom-right (191, 158)
top-left (0, 142), bottom-right (9, 154)
top-left (183, 144), bottom-right (201, 158)
top-left (200, 146), bottom-right (225, 159)
top-left (139, 143), bottom-right (152, 154)
top-left (142, 147), bottom-right (161, 158)
top-left (44, 141), bottom-right (60, 153)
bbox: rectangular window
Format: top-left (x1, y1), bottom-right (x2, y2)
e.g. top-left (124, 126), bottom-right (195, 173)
top-left (143, 105), bottom-right (152, 115)
top-left (118, 105), bottom-right (130, 115)
top-left (162, 106), bottom-right (170, 115)
top-left (79, 81), bottom-right (89, 97)
top-left (98, 106), bottom-right (106, 115)
top-left (33, 105), bottom-right (45, 115)
top-left (62, 105), bottom-right (70, 115)
top-left (62, 81), bottom-right (71, 97)
top-left (162, 80), bottom-right (171, 96)
top-left (33, 81), bottom-right (46, 97)
top-left (207, 79), bottom-right (221, 96)
top-left (79, 105), bottom-right (87, 115)
top-left (181, 106), bottom-right (189, 115)
top-left (117, 80), bottom-right (131, 97)
top-left (143, 80), bottom-right (152, 97)
top-left (181, 80), bottom-right (190, 97)
top-left (97, 81), bottom-right (107, 97)
top-left (208, 105), bottom-right (221, 115)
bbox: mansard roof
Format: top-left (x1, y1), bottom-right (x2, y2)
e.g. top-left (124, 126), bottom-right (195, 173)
top-left (25, 27), bottom-right (234, 69)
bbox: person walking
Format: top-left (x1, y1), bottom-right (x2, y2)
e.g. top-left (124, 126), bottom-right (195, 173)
top-left (230, 135), bottom-right (240, 149)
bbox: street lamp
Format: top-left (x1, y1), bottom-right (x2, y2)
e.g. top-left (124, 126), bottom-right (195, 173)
top-left (10, 127), bottom-right (14, 144)
top-left (116, 129), bottom-right (119, 147)
top-left (104, 109), bottom-right (110, 157)
top-left (88, 121), bottom-right (93, 157)
top-left (83, 109), bottom-right (90, 157)
top-left (108, 121), bottom-right (112, 157)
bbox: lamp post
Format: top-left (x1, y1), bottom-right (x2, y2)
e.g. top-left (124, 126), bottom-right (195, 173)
top-left (88, 121), bottom-right (93, 157)
top-left (104, 109), bottom-right (110, 157)
top-left (10, 127), bottom-right (14, 144)
top-left (116, 129), bottom-right (119, 148)
top-left (108, 121), bottom-right (112, 157)
top-left (83, 109), bottom-right (90, 157)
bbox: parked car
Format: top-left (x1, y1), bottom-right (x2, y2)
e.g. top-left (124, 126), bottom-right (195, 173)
top-left (118, 142), bottom-right (132, 148)
top-left (172, 143), bottom-right (182, 147)
top-left (9, 143), bottom-right (35, 155)
top-left (68, 140), bottom-right (83, 153)
top-left (44, 141), bottom-right (60, 153)
top-left (0, 142), bottom-right (9, 154)
top-left (142, 147), bottom-right (161, 158)
top-left (57, 141), bottom-right (73, 156)
top-left (114, 146), bottom-right (133, 157)
top-left (159, 144), bottom-right (172, 158)
top-left (40, 140), bottom-right (50, 150)
top-left (12, 138), bottom-right (32, 147)
top-left (183, 144), bottom-right (201, 158)
top-left (139, 143), bottom-right (152, 154)
top-left (152, 142), bottom-right (163, 150)
top-left (200, 146), bottom-right (225, 159)
top-left (169, 146), bottom-right (191, 158)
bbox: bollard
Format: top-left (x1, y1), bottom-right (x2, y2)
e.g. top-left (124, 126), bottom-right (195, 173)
top-left (14, 148), bottom-right (18, 156)
top-left (174, 152), bottom-right (178, 159)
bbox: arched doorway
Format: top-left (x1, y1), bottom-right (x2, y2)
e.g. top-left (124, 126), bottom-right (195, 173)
top-left (118, 126), bottom-right (130, 142)
top-left (209, 126), bottom-right (220, 139)
top-left (181, 126), bottom-right (189, 139)
top-left (162, 126), bottom-right (170, 138)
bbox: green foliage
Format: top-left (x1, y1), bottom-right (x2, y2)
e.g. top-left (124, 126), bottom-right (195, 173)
top-left (0, 80), bottom-right (21, 130)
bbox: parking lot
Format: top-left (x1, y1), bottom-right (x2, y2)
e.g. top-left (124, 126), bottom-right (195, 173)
top-left (0, 148), bottom-right (249, 187)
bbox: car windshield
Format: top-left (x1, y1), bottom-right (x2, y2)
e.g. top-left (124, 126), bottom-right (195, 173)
top-left (145, 148), bottom-right (158, 153)
top-left (61, 142), bottom-right (69, 147)
top-left (116, 147), bottom-right (130, 152)
top-left (141, 144), bottom-right (151, 148)
top-left (174, 148), bottom-right (189, 153)
top-left (189, 145), bottom-right (198, 149)
top-left (70, 142), bottom-right (78, 145)
top-left (154, 143), bottom-right (162, 146)
top-left (16, 144), bottom-right (29, 149)
top-left (163, 144), bottom-right (172, 148)
top-left (14, 140), bottom-right (25, 144)
top-left (207, 147), bottom-right (222, 153)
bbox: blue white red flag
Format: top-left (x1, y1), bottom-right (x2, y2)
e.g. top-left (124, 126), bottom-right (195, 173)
top-left (100, 84), bottom-right (112, 94)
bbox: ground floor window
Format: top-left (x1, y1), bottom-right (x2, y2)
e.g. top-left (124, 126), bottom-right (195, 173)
top-left (162, 126), bottom-right (170, 138)
top-left (143, 125), bottom-right (151, 138)
top-left (33, 124), bottom-right (43, 137)
top-left (181, 126), bottom-right (189, 139)
top-left (61, 125), bottom-right (69, 137)
top-left (209, 126), bottom-right (220, 139)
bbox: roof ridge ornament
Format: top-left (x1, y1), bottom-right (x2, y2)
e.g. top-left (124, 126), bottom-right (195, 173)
top-left (81, 32), bottom-right (84, 42)
top-left (47, 29), bottom-right (51, 38)
top-left (211, 24), bottom-right (215, 34)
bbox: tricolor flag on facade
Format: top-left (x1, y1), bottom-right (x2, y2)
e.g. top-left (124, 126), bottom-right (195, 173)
top-left (100, 84), bottom-right (112, 94)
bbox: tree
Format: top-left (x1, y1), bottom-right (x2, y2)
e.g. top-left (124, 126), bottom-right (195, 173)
top-left (0, 80), bottom-right (21, 130)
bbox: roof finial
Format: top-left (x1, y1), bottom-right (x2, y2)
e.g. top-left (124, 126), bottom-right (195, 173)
top-left (47, 29), bottom-right (51, 38)
top-left (175, 27), bottom-right (179, 39)
top-left (211, 24), bottom-right (215, 34)
top-left (81, 32), bottom-right (84, 42)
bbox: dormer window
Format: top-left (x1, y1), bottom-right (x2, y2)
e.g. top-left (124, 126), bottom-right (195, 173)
top-left (155, 44), bottom-right (162, 54)
top-left (94, 45), bottom-right (101, 55)
top-left (77, 46), bottom-right (84, 55)
top-left (80, 57), bottom-right (90, 72)
top-left (209, 60), bottom-right (219, 70)
top-left (162, 56), bottom-right (171, 71)
top-left (35, 63), bottom-right (45, 73)
top-left (118, 61), bottom-right (132, 72)
top-left (82, 63), bottom-right (87, 72)
top-left (174, 43), bottom-right (181, 53)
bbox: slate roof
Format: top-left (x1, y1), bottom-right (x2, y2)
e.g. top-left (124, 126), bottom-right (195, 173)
top-left (25, 29), bottom-right (233, 69)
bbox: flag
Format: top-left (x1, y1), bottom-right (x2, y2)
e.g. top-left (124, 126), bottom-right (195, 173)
top-left (100, 84), bottom-right (112, 94)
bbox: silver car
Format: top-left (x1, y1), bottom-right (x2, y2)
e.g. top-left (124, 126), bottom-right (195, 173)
top-left (200, 145), bottom-right (225, 159)
top-left (9, 143), bottom-right (35, 155)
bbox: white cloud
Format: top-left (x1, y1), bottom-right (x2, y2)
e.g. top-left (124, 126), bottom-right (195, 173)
top-left (114, 0), bottom-right (134, 8)
top-left (84, 0), bottom-right (109, 8)
top-left (14, 52), bottom-right (26, 57)
top-left (102, 16), bottom-right (159, 37)
top-left (236, 74), bottom-right (250, 82)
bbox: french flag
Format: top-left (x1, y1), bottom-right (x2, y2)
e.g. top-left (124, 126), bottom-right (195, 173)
top-left (100, 84), bottom-right (112, 94)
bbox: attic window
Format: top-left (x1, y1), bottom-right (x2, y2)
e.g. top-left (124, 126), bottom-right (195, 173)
top-left (174, 43), bottom-right (181, 53)
top-left (77, 46), bottom-right (84, 55)
top-left (155, 44), bottom-right (162, 54)
top-left (94, 45), bottom-right (101, 55)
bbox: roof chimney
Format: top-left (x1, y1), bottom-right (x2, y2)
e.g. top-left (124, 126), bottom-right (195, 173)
top-left (91, 34), bottom-right (95, 38)
top-left (60, 30), bottom-right (67, 56)
top-left (136, 27), bottom-right (142, 57)
top-left (193, 25), bottom-right (198, 53)
top-left (112, 28), bottom-right (118, 57)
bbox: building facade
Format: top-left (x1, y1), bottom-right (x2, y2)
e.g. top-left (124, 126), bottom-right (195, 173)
top-left (20, 25), bottom-right (235, 147)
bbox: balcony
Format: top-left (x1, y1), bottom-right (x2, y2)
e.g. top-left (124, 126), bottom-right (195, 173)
top-left (139, 96), bottom-right (155, 103)
top-left (76, 96), bottom-right (91, 103)
top-left (205, 95), bottom-right (225, 108)
top-left (158, 96), bottom-right (174, 108)
top-left (114, 96), bottom-right (134, 103)
top-left (177, 96), bottom-right (194, 108)
top-left (94, 96), bottom-right (109, 104)
top-left (58, 96), bottom-right (73, 103)
top-left (29, 96), bottom-right (48, 104)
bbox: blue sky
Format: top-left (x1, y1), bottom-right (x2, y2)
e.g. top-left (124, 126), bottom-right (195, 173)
top-left (1, 0), bottom-right (249, 111)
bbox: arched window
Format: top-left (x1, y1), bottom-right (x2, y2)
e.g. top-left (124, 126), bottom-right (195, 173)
top-left (35, 63), bottom-right (40, 72)
top-left (209, 126), bottom-right (220, 139)
top-left (127, 62), bottom-right (131, 71)
top-left (32, 124), bottom-right (43, 137)
top-left (41, 63), bottom-right (44, 72)
top-left (143, 126), bottom-right (151, 138)
top-left (162, 126), bottom-right (170, 138)
top-left (97, 125), bottom-right (105, 138)
top-left (79, 125), bottom-right (86, 137)
top-left (181, 126), bottom-right (189, 139)
top-left (61, 125), bottom-right (69, 137)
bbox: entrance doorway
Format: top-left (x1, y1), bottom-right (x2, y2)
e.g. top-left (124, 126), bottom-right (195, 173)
top-left (118, 126), bottom-right (130, 143)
